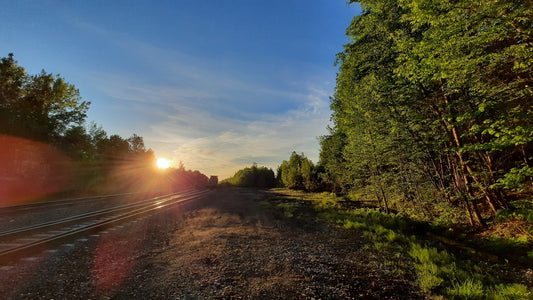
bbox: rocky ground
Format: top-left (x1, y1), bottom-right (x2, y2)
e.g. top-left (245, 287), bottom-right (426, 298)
top-left (0, 188), bottom-right (425, 299)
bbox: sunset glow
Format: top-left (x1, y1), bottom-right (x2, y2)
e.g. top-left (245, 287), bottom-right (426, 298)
top-left (0, 2), bottom-right (358, 179)
top-left (156, 158), bottom-right (170, 169)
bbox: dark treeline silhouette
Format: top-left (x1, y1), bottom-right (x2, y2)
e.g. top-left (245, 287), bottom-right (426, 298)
top-left (0, 54), bottom-right (209, 205)
top-left (162, 164), bottom-right (209, 191)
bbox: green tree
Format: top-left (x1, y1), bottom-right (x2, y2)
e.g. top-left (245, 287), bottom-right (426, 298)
top-left (320, 0), bottom-right (532, 225)
top-left (223, 164), bottom-right (277, 188)
top-left (0, 54), bottom-right (90, 144)
top-left (279, 152), bottom-right (320, 191)
top-left (395, 0), bottom-right (533, 220)
top-left (279, 152), bottom-right (304, 190)
top-left (0, 54), bottom-right (166, 197)
top-left (319, 129), bottom-right (349, 193)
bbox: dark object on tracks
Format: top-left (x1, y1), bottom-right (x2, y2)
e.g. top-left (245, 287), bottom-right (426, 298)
top-left (208, 176), bottom-right (218, 188)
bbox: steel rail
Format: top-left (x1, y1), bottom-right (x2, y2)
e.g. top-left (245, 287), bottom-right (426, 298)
top-left (0, 188), bottom-right (195, 213)
top-left (0, 193), bottom-right (138, 213)
top-left (0, 189), bottom-right (198, 238)
top-left (0, 189), bottom-right (211, 264)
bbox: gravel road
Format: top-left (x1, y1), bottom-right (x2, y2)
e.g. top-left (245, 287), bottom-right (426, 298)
top-left (0, 188), bottom-right (425, 299)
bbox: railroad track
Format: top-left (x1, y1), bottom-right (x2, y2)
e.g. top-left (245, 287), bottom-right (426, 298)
top-left (0, 190), bottom-right (183, 214)
top-left (0, 189), bottom-right (210, 264)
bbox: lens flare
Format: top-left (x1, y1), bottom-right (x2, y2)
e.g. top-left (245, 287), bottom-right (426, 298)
top-left (156, 158), bottom-right (170, 169)
top-left (0, 135), bottom-right (71, 206)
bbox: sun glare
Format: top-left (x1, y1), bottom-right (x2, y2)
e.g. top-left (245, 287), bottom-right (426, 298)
top-left (156, 158), bottom-right (170, 169)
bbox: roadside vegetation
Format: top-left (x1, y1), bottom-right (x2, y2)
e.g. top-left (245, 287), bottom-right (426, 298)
top-left (317, 0), bottom-right (533, 228)
top-left (199, 2), bottom-right (533, 296)
top-left (272, 0), bottom-right (532, 266)
top-left (264, 189), bottom-right (532, 299)
top-left (0, 54), bottom-right (209, 204)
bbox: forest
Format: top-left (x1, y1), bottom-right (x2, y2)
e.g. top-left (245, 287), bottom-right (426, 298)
top-left (266, 0), bottom-right (533, 231)
top-left (236, 2), bottom-right (532, 296)
top-left (0, 54), bottom-right (209, 206)
top-left (2, 0), bottom-right (531, 244)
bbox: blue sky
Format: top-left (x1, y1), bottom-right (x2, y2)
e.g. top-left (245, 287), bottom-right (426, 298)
top-left (1, 0), bottom-right (360, 178)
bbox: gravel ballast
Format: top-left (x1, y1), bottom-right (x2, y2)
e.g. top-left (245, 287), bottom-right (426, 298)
top-left (0, 188), bottom-right (424, 299)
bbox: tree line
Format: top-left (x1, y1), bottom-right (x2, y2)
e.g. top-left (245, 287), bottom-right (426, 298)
top-left (0, 54), bottom-right (209, 203)
top-left (221, 164), bottom-right (277, 188)
top-left (222, 153), bottom-right (324, 191)
top-left (278, 0), bottom-right (532, 227)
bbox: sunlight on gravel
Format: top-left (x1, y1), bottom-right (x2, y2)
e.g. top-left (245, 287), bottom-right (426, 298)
top-left (133, 188), bottom-right (423, 299)
top-left (0, 188), bottom-right (424, 299)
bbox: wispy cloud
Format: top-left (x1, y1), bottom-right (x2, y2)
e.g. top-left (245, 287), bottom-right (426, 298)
top-left (146, 86), bottom-right (332, 178)
top-left (76, 20), bottom-right (334, 178)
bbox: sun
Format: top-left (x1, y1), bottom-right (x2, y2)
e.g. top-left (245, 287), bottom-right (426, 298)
top-left (156, 158), bottom-right (170, 169)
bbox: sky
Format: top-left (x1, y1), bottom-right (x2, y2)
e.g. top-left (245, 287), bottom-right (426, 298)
top-left (1, 0), bottom-right (361, 179)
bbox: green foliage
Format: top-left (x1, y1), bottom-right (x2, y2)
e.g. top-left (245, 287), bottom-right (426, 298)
top-left (409, 243), bottom-right (459, 292)
top-left (318, 130), bottom-right (350, 193)
top-left (494, 166), bottom-right (533, 192)
top-left (278, 152), bottom-right (323, 191)
top-left (0, 53), bottom-right (89, 143)
top-left (445, 280), bottom-right (532, 300)
top-left (275, 202), bottom-right (301, 218)
top-left (496, 208), bottom-right (533, 224)
top-left (222, 164), bottom-right (277, 188)
top-left (320, 0), bottom-right (533, 227)
top-left (491, 283), bottom-right (532, 300)
top-left (446, 279), bottom-right (485, 299)
top-left (415, 262), bottom-right (444, 293)
top-left (268, 189), bottom-right (531, 298)
top-left (310, 192), bottom-right (339, 211)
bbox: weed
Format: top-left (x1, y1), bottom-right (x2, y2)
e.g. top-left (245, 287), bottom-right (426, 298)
top-left (342, 220), bottom-right (367, 230)
top-left (490, 283), bottom-right (532, 299)
top-left (310, 193), bottom-right (339, 211)
top-left (446, 279), bottom-right (484, 299)
top-left (416, 262), bottom-right (444, 292)
top-left (409, 243), bottom-right (460, 288)
top-left (372, 241), bottom-right (392, 252)
top-left (267, 189), bottom-right (532, 299)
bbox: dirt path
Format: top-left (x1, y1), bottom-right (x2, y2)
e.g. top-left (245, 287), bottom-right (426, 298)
top-left (2, 188), bottom-right (425, 299)
top-left (116, 188), bottom-right (424, 299)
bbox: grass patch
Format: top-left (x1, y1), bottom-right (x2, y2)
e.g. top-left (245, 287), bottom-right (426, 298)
top-left (265, 189), bottom-right (533, 299)
top-left (446, 279), bottom-right (484, 299)
top-left (491, 284), bottom-right (532, 300)
top-left (275, 202), bottom-right (301, 218)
